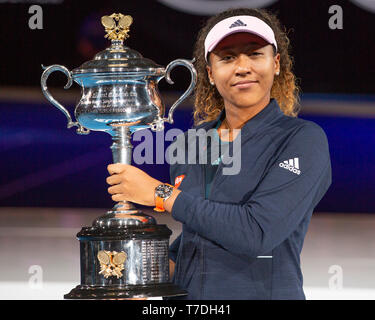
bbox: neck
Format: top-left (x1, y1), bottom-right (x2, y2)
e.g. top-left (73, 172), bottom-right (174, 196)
top-left (224, 96), bottom-right (271, 129)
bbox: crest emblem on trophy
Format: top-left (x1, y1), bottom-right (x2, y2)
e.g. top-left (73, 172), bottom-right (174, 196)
top-left (97, 250), bottom-right (127, 279)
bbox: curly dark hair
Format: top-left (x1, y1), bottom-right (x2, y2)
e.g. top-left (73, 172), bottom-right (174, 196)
top-left (192, 8), bottom-right (301, 125)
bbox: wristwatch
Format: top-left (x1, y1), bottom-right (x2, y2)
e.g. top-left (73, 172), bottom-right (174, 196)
top-left (154, 183), bottom-right (174, 212)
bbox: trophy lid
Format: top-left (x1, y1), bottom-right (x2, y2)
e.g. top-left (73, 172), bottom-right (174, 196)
top-left (71, 14), bottom-right (164, 76)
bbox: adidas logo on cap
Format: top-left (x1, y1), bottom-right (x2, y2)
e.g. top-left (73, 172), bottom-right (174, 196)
top-left (229, 19), bottom-right (247, 28)
top-left (279, 158), bottom-right (301, 175)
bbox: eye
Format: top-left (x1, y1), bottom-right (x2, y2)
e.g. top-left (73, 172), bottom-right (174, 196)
top-left (221, 55), bottom-right (235, 61)
top-left (250, 52), bottom-right (262, 56)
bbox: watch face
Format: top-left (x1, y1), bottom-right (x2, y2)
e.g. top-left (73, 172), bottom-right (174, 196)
top-left (155, 184), bottom-right (173, 199)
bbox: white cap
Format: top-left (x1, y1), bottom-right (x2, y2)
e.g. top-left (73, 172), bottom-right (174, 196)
top-left (204, 15), bottom-right (277, 62)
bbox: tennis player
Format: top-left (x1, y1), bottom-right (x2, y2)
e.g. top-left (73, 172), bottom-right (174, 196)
top-left (107, 8), bottom-right (332, 300)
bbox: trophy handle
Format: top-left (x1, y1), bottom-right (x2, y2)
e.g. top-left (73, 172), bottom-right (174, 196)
top-left (41, 64), bottom-right (90, 135)
top-left (165, 58), bottom-right (197, 124)
top-left (151, 59), bottom-right (197, 131)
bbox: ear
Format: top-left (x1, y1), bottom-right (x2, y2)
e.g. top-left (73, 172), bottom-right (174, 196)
top-left (206, 65), bottom-right (214, 84)
top-left (274, 53), bottom-right (281, 74)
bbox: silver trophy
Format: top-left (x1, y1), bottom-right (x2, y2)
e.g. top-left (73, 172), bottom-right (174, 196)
top-left (40, 13), bottom-right (196, 299)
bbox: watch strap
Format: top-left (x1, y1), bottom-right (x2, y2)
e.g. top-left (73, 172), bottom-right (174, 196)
top-left (153, 183), bottom-right (174, 212)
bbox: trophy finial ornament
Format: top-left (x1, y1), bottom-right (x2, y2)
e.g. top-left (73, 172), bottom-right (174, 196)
top-left (101, 13), bottom-right (133, 41)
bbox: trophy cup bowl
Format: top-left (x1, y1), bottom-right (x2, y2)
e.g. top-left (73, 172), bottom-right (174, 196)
top-left (40, 13), bottom-right (196, 299)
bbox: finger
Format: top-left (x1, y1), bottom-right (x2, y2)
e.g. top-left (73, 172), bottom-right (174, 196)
top-left (112, 193), bottom-right (125, 202)
top-left (106, 174), bottom-right (123, 185)
top-left (108, 185), bottom-right (122, 195)
top-left (107, 163), bottom-right (128, 175)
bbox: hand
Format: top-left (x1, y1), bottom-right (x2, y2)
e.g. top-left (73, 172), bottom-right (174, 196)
top-left (107, 164), bottom-right (161, 206)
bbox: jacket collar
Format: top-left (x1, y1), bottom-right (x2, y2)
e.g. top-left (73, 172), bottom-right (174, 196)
top-left (195, 98), bottom-right (284, 139)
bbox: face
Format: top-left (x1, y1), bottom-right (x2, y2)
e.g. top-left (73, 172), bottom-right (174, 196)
top-left (206, 32), bottom-right (280, 111)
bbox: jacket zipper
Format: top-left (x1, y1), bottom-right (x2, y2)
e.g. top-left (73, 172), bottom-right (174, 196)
top-left (200, 163), bottom-right (205, 299)
top-left (199, 139), bottom-right (224, 298)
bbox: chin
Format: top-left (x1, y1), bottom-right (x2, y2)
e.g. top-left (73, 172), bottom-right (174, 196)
top-left (234, 99), bottom-right (261, 108)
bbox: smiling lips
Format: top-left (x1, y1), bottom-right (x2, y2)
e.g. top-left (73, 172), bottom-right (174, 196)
top-left (232, 80), bottom-right (258, 88)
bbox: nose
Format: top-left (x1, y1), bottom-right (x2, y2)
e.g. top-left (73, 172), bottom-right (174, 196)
top-left (235, 54), bottom-right (251, 76)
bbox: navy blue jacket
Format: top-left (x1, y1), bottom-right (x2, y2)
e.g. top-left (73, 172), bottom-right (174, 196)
top-left (167, 98), bottom-right (332, 300)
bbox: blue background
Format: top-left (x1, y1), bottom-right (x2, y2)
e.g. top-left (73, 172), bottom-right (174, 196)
top-left (1, 93), bottom-right (374, 213)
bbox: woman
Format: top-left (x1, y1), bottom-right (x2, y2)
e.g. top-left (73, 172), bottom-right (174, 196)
top-left (107, 8), bottom-right (332, 300)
